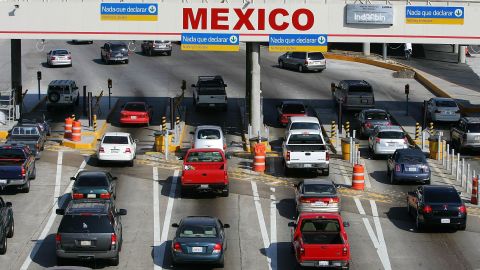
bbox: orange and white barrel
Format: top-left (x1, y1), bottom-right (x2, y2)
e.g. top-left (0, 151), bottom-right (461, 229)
top-left (64, 117), bottom-right (73, 139)
top-left (71, 121), bottom-right (81, 142)
top-left (352, 164), bottom-right (365, 190)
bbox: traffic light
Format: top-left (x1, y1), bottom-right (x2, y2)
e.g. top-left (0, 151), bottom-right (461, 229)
top-left (181, 80), bottom-right (186, 90)
top-left (37, 71), bottom-right (41, 80)
top-left (108, 78), bottom-right (112, 89)
top-left (405, 84), bottom-right (410, 95)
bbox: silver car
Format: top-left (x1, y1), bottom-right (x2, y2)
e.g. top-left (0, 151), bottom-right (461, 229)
top-left (450, 117), bottom-right (480, 153)
top-left (425, 97), bottom-right (461, 123)
top-left (141, 40), bottom-right (172, 56)
top-left (368, 125), bottom-right (408, 157)
top-left (47, 49), bottom-right (72, 67)
top-left (295, 178), bottom-right (340, 215)
top-left (356, 109), bottom-right (392, 138)
top-left (191, 125), bottom-right (226, 152)
top-left (278, 52), bottom-right (326, 73)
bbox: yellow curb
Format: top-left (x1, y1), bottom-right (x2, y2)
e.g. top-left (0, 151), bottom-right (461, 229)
top-left (0, 131), bottom-right (8, 140)
top-left (62, 122), bottom-right (109, 150)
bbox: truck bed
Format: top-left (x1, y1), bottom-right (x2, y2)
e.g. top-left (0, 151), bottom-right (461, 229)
top-left (286, 144), bottom-right (327, 152)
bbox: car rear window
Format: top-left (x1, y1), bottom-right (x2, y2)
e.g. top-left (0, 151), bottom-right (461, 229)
top-left (307, 52), bottom-right (325, 60)
top-left (186, 151), bottom-right (223, 162)
top-left (123, 103), bottom-right (146, 112)
top-left (48, 85), bottom-right (69, 94)
top-left (290, 123), bottom-right (320, 130)
top-left (425, 188), bottom-right (461, 204)
top-left (301, 219), bottom-right (340, 233)
top-left (348, 85), bottom-right (373, 93)
top-left (179, 224), bottom-right (218, 238)
top-left (76, 175), bottom-right (109, 187)
top-left (53, 50), bottom-right (69, 55)
top-left (198, 87), bottom-right (226, 95)
top-left (282, 104), bottom-right (305, 114)
top-left (11, 127), bottom-right (39, 136)
top-left (365, 112), bottom-right (388, 120)
top-left (0, 149), bottom-right (25, 159)
top-left (102, 136), bottom-right (128, 144)
top-left (378, 131), bottom-right (405, 139)
top-left (466, 124), bottom-right (480, 133)
top-left (288, 134), bottom-right (324, 144)
top-left (397, 155), bottom-right (425, 163)
top-left (197, 129), bottom-right (221, 140)
top-left (111, 44), bottom-right (127, 51)
top-left (435, 100), bottom-right (457, 107)
top-left (59, 215), bottom-right (114, 233)
top-left (304, 184), bottom-right (336, 195)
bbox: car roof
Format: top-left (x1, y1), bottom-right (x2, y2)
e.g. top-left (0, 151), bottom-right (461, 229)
top-left (107, 41), bottom-right (127, 46)
top-left (104, 132), bottom-right (131, 137)
top-left (299, 212), bottom-right (342, 220)
top-left (198, 75), bottom-right (223, 81)
top-left (76, 170), bottom-right (109, 177)
top-left (124, 101), bottom-right (146, 105)
top-left (361, 108), bottom-right (387, 114)
top-left (196, 125), bottom-right (222, 131)
top-left (462, 117), bottom-right (480, 124)
top-left (289, 116), bottom-right (319, 124)
top-left (340, 80), bottom-right (371, 86)
top-left (431, 97), bottom-right (456, 102)
top-left (375, 125), bottom-right (402, 132)
top-left (395, 148), bottom-right (424, 156)
top-left (48, 80), bottom-right (75, 86)
top-left (288, 129), bottom-right (322, 135)
top-left (422, 185), bottom-right (457, 192)
top-left (181, 216), bottom-right (218, 225)
top-left (282, 101), bottom-right (305, 105)
top-left (51, 48), bottom-right (69, 51)
top-left (188, 148), bottom-right (224, 153)
top-left (13, 123), bottom-right (38, 128)
top-left (65, 199), bottom-right (111, 215)
top-left (302, 178), bottom-right (334, 186)
top-left (0, 144), bottom-right (27, 149)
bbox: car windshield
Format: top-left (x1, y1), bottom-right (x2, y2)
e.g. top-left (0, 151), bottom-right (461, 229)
top-left (58, 215), bottom-right (114, 233)
top-left (186, 151), bottom-right (223, 162)
top-left (348, 85), bottom-right (372, 94)
top-left (111, 44), bottom-right (127, 51)
top-left (425, 188), bottom-right (461, 204)
top-left (290, 123), bottom-right (320, 130)
top-left (11, 127), bottom-right (39, 136)
top-left (378, 131), bottom-right (404, 139)
top-left (365, 112), bottom-right (388, 120)
top-left (52, 50), bottom-right (69, 55)
top-left (466, 124), bottom-right (480, 133)
top-left (197, 129), bottom-right (221, 140)
top-left (282, 104), bottom-right (305, 114)
top-left (179, 224), bottom-right (218, 238)
top-left (0, 149), bottom-right (25, 159)
top-left (308, 52), bottom-right (324, 60)
top-left (435, 100), bottom-right (457, 107)
top-left (154, 40), bottom-right (169, 44)
top-left (304, 184), bottom-right (336, 195)
top-left (123, 103), bottom-right (146, 112)
top-left (398, 155), bottom-right (425, 163)
top-left (102, 136), bottom-right (128, 144)
top-left (288, 134), bottom-right (324, 144)
top-left (76, 174), bottom-right (109, 187)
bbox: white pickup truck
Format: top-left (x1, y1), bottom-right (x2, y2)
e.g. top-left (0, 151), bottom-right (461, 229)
top-left (283, 129), bottom-right (330, 176)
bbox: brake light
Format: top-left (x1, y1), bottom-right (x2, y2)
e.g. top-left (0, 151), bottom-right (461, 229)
top-left (421, 165), bottom-right (430, 172)
top-left (386, 122), bottom-right (392, 126)
top-left (404, 137), bottom-right (408, 143)
top-left (423, 205), bottom-right (432, 214)
top-left (51, 57), bottom-right (56, 60)
top-left (300, 247), bottom-right (305, 255)
top-left (459, 205), bottom-right (467, 214)
top-left (342, 247), bottom-right (348, 256)
top-left (326, 152), bottom-right (330, 161)
top-left (125, 148), bottom-right (131, 153)
top-left (304, 60), bottom-right (308, 65)
top-left (213, 243), bottom-right (222, 254)
top-left (72, 193), bottom-right (84, 199)
top-left (395, 164), bottom-right (401, 172)
top-left (375, 138), bottom-right (381, 143)
top-left (67, 56), bottom-right (71, 60)
top-left (364, 122), bottom-right (372, 128)
top-left (55, 233), bottom-right (61, 246)
top-left (36, 143), bottom-right (39, 150)
top-left (99, 147), bottom-right (105, 153)
top-left (173, 242), bottom-right (182, 253)
top-left (300, 197), bottom-right (318, 203)
top-left (111, 233), bottom-right (117, 247)
top-left (21, 166), bottom-right (26, 177)
top-left (329, 197), bottom-right (340, 203)
top-left (223, 144), bottom-right (227, 150)
top-left (286, 151), bottom-right (290, 161)
top-left (100, 193), bottom-right (111, 199)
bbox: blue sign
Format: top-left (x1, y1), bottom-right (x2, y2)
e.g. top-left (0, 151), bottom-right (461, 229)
top-left (181, 33), bottom-right (240, 52)
top-left (100, 3), bottom-right (158, 21)
top-left (406, 6), bottom-right (464, 25)
top-left (269, 34), bottom-right (328, 52)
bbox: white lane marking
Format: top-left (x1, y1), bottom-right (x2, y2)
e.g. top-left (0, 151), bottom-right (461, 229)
top-left (159, 170), bottom-right (179, 270)
top-left (153, 167), bottom-right (161, 270)
top-left (353, 196), bottom-right (366, 215)
top-left (270, 193), bottom-right (277, 270)
top-left (20, 155), bottom-right (87, 270)
top-left (251, 181), bottom-right (272, 270)
top-left (362, 217), bottom-right (379, 249)
top-left (370, 200), bottom-right (392, 270)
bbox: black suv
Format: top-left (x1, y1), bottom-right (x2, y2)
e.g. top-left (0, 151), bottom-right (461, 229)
top-left (0, 197), bottom-right (14, 255)
top-left (100, 42), bottom-right (129, 64)
top-left (55, 199), bottom-right (127, 265)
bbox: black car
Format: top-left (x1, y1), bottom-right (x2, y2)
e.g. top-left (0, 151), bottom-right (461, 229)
top-left (100, 42), bottom-right (129, 64)
top-left (171, 216), bottom-right (230, 267)
top-left (407, 185), bottom-right (467, 231)
top-left (55, 199), bottom-right (127, 265)
top-left (0, 197), bottom-right (14, 255)
top-left (387, 148), bottom-right (431, 185)
top-left (70, 171), bottom-right (117, 200)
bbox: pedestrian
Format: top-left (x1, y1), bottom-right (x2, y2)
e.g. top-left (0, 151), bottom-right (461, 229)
top-left (404, 43), bottom-right (413, 60)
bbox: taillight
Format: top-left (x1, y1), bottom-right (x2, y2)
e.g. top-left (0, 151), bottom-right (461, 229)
top-left (326, 152), bottom-right (330, 161)
top-left (386, 122), bottom-right (392, 126)
top-left (125, 148), bottom-right (131, 153)
top-left (55, 234), bottom-right (61, 245)
top-left (213, 243), bottom-right (222, 254)
top-left (421, 165), bottom-right (430, 172)
top-left (395, 164), bottom-right (401, 172)
top-left (99, 147), bottom-right (105, 153)
top-left (223, 144), bottom-right (227, 150)
top-left (100, 193), bottom-right (111, 199)
top-left (286, 151), bottom-right (290, 161)
top-left (375, 138), bottom-right (381, 143)
top-left (404, 137), bottom-right (408, 143)
top-left (111, 233), bottom-right (117, 247)
top-left (300, 197), bottom-right (316, 203)
top-left (67, 56), bottom-right (71, 60)
top-left (364, 122), bottom-right (372, 128)
top-left (300, 247), bottom-right (305, 255)
top-left (304, 60), bottom-right (308, 65)
top-left (342, 247), bottom-right (348, 256)
top-left (21, 166), bottom-right (26, 177)
top-left (423, 205), bottom-right (432, 214)
top-left (72, 193), bottom-right (84, 199)
top-left (330, 197), bottom-right (340, 203)
top-left (173, 242), bottom-right (182, 253)
top-left (459, 205), bottom-right (467, 214)
top-left (36, 143), bottom-right (40, 150)
top-left (51, 56), bottom-right (56, 60)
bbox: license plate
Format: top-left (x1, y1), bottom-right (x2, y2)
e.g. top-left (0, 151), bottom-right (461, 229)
top-left (361, 99), bottom-right (368, 104)
top-left (87, 194), bottom-right (96, 198)
top-left (387, 143), bottom-right (396, 146)
top-left (441, 218), bottom-right (450, 224)
top-left (131, 116), bottom-right (137, 119)
top-left (408, 167), bottom-right (417, 172)
top-left (304, 164), bottom-right (312, 168)
top-left (0, 180), bottom-right (7, 185)
top-left (111, 149), bottom-right (119, 153)
top-left (314, 202), bottom-right (327, 206)
top-left (317, 261), bottom-right (329, 266)
top-left (191, 247), bottom-right (203, 253)
top-left (200, 184), bottom-right (209, 188)
top-left (209, 104), bottom-right (215, 107)
top-left (80, 241), bottom-right (91, 246)
top-left (475, 136), bottom-right (480, 141)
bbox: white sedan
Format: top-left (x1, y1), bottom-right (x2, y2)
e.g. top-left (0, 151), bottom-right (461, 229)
top-left (97, 132), bottom-right (137, 166)
top-left (47, 49), bottom-right (72, 67)
top-left (191, 125), bottom-right (226, 151)
top-left (425, 97), bottom-right (461, 122)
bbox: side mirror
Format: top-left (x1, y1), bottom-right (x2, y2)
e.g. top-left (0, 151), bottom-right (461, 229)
top-left (172, 223), bottom-right (179, 228)
top-left (191, 84), bottom-right (196, 87)
top-left (223, 224), bottom-right (230, 228)
top-left (288, 221), bottom-right (296, 227)
top-left (178, 156), bottom-right (184, 160)
top-left (56, 209), bottom-right (65, 215)
top-left (134, 139), bottom-right (139, 143)
top-left (189, 131), bottom-right (194, 135)
top-left (70, 177), bottom-right (76, 180)
top-left (458, 191), bottom-right (462, 195)
top-left (117, 209), bottom-right (127, 216)
top-left (343, 221), bottom-right (350, 228)
top-left (224, 84), bottom-right (228, 87)
top-left (6, 202), bottom-right (12, 207)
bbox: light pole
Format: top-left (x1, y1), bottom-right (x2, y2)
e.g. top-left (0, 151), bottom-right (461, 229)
top-left (405, 84), bottom-right (410, 116)
top-left (107, 78), bottom-right (112, 109)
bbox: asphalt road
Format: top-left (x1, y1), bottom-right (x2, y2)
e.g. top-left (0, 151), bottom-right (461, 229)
top-left (0, 40), bottom-right (479, 270)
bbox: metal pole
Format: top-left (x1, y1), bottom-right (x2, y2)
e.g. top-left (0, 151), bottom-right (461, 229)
top-left (11, 39), bottom-right (22, 119)
top-left (382, 43), bottom-right (388, 60)
top-left (336, 129), bottom-right (339, 149)
top-left (442, 141), bottom-right (446, 168)
top-left (456, 153), bottom-right (460, 181)
top-left (37, 76), bottom-right (41, 100)
top-left (461, 158), bottom-right (465, 185)
top-left (467, 163), bottom-right (471, 192)
top-left (421, 130), bottom-right (425, 151)
top-left (165, 131), bottom-right (169, 160)
top-left (108, 86), bottom-right (111, 109)
top-left (349, 136), bottom-right (353, 164)
top-left (88, 92), bottom-right (92, 127)
top-left (450, 149), bottom-right (455, 175)
top-left (170, 97), bottom-right (175, 130)
top-left (245, 42), bottom-right (252, 125)
top-left (352, 130), bottom-right (356, 139)
top-left (338, 101), bottom-right (343, 134)
top-left (422, 100), bottom-right (428, 130)
top-left (458, 45), bottom-right (467, 64)
top-left (446, 144), bottom-right (450, 170)
top-left (405, 94), bottom-right (409, 116)
top-left (250, 42), bottom-right (261, 137)
top-left (363, 42), bottom-right (371, 56)
top-left (83, 86), bottom-right (87, 116)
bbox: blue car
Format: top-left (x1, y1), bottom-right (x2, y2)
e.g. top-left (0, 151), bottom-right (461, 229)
top-left (171, 216), bottom-right (229, 267)
top-left (387, 148), bottom-right (431, 184)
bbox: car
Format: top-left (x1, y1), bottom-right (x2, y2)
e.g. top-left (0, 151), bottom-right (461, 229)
top-left (277, 52), bottom-right (326, 72)
top-left (407, 185), bottom-right (467, 231)
top-left (100, 42), bottom-right (129, 64)
top-left (55, 199), bottom-right (127, 266)
top-left (97, 132), bottom-right (137, 166)
top-left (0, 144), bottom-right (36, 193)
top-left (46, 80), bottom-right (80, 111)
top-left (368, 125), bottom-right (408, 158)
top-left (192, 125), bottom-right (226, 151)
top-left (450, 117), bottom-right (480, 153)
top-left (19, 113), bottom-right (51, 136)
top-left (192, 76), bottom-right (228, 111)
top-left (70, 171), bottom-right (118, 200)
top-left (425, 97), bottom-right (461, 123)
top-left (332, 80), bottom-right (375, 111)
top-left (0, 197), bottom-right (14, 255)
top-left (387, 148), bottom-right (430, 185)
top-left (71, 40), bottom-right (93, 44)
top-left (285, 116), bottom-right (321, 138)
top-left (277, 101), bottom-right (308, 126)
top-left (119, 102), bottom-right (152, 126)
top-left (47, 49), bottom-right (72, 67)
top-left (171, 216), bottom-right (230, 267)
top-left (6, 123), bottom-right (47, 158)
top-left (295, 179), bottom-right (340, 215)
top-left (355, 109), bottom-right (392, 138)
top-left (141, 40), bottom-right (172, 56)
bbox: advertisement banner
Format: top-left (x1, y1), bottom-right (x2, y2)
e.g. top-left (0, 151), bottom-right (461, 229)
top-left (181, 33), bottom-right (240, 51)
top-left (346, 5), bottom-right (394, 25)
top-left (269, 34), bottom-right (328, 52)
top-left (100, 3), bottom-right (158, 21)
top-left (406, 6), bottom-right (464, 25)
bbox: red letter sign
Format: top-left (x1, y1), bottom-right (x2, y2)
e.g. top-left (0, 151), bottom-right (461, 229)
top-left (211, 8), bottom-right (229, 30)
top-left (233, 9), bottom-right (255, 30)
top-left (269, 8), bottom-right (289, 31)
top-left (183, 8), bottom-right (207, 29)
top-left (292, 9), bottom-right (314, 31)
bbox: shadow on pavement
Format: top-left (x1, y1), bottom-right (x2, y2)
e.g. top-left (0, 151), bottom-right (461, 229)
top-left (276, 198), bottom-right (296, 220)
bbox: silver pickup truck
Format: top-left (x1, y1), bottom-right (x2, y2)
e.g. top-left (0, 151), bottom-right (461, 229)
top-left (282, 129), bottom-right (329, 176)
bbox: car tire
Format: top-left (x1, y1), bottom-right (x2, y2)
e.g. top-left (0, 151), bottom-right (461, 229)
top-left (221, 185), bottom-right (229, 197)
top-left (21, 180), bottom-right (30, 193)
top-left (125, 59), bottom-right (129, 64)
top-left (407, 201), bottom-right (411, 216)
top-left (30, 166), bottom-right (36, 180)
top-left (110, 253), bottom-right (120, 266)
top-left (424, 179), bottom-right (431, 185)
top-left (180, 187), bottom-right (189, 198)
top-left (458, 224), bottom-right (466, 231)
top-left (148, 49), bottom-right (152, 56)
top-left (48, 92), bottom-right (60, 103)
top-left (6, 218), bottom-right (14, 238)
top-left (322, 168), bottom-right (329, 176)
top-left (75, 93), bottom-right (80, 105)
top-left (167, 51), bottom-right (172, 56)
top-left (278, 60), bottom-right (284, 69)
top-left (128, 160), bottom-right (134, 167)
top-left (298, 65), bottom-right (304, 73)
top-left (56, 256), bottom-right (66, 266)
top-left (216, 257), bottom-right (225, 268)
top-left (284, 164), bottom-right (290, 177)
top-left (0, 235), bottom-right (7, 255)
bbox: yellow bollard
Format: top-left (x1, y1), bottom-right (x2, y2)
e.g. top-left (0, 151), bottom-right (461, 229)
top-left (345, 121), bottom-right (350, 136)
top-left (429, 122), bottom-right (434, 135)
top-left (93, 114), bottom-right (97, 132)
top-left (162, 116), bottom-right (167, 131)
top-left (330, 121), bottom-right (336, 145)
top-left (176, 116), bottom-right (180, 127)
top-left (415, 122), bottom-right (421, 143)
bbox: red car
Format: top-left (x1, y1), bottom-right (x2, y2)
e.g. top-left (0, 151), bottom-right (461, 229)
top-left (119, 102), bottom-right (152, 125)
top-left (289, 212), bottom-right (350, 269)
top-left (277, 101), bottom-right (307, 126)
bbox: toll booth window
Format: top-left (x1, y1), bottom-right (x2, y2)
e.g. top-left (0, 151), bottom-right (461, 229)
top-left (290, 123), bottom-right (320, 130)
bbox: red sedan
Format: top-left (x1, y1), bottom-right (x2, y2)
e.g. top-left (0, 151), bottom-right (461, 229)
top-left (119, 102), bottom-right (152, 125)
top-left (277, 101), bottom-right (308, 126)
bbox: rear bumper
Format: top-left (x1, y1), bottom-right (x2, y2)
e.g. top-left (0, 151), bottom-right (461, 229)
top-left (98, 152), bottom-right (134, 161)
top-left (421, 215), bottom-right (467, 226)
top-left (298, 204), bottom-right (339, 213)
top-left (299, 259), bottom-right (349, 268)
top-left (56, 249), bottom-right (118, 260)
top-left (305, 64), bottom-right (326, 71)
top-left (374, 145), bottom-right (408, 155)
top-left (285, 162), bottom-right (329, 169)
top-left (107, 56), bottom-right (128, 62)
top-left (343, 104), bottom-right (375, 111)
top-left (0, 178), bottom-right (27, 187)
top-left (393, 172), bottom-right (430, 182)
top-left (119, 117), bottom-right (149, 124)
top-left (196, 103), bottom-right (227, 108)
top-left (50, 60), bottom-right (72, 66)
top-left (152, 47), bottom-right (172, 52)
top-left (181, 183), bottom-right (228, 192)
top-left (172, 252), bottom-right (223, 264)
top-left (432, 113), bottom-right (460, 122)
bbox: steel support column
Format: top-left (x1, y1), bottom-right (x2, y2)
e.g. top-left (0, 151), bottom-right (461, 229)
top-left (459, 45), bottom-right (467, 64)
top-left (250, 42), bottom-right (261, 138)
top-left (382, 43), bottom-right (388, 60)
top-left (11, 39), bottom-right (22, 118)
top-left (363, 42), bottom-right (370, 56)
top-left (245, 42), bottom-right (252, 126)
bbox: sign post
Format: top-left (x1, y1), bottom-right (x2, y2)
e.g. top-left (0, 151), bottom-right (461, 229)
top-left (107, 78), bottom-right (112, 109)
top-left (36, 71), bottom-right (41, 100)
top-left (405, 84), bottom-right (410, 116)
